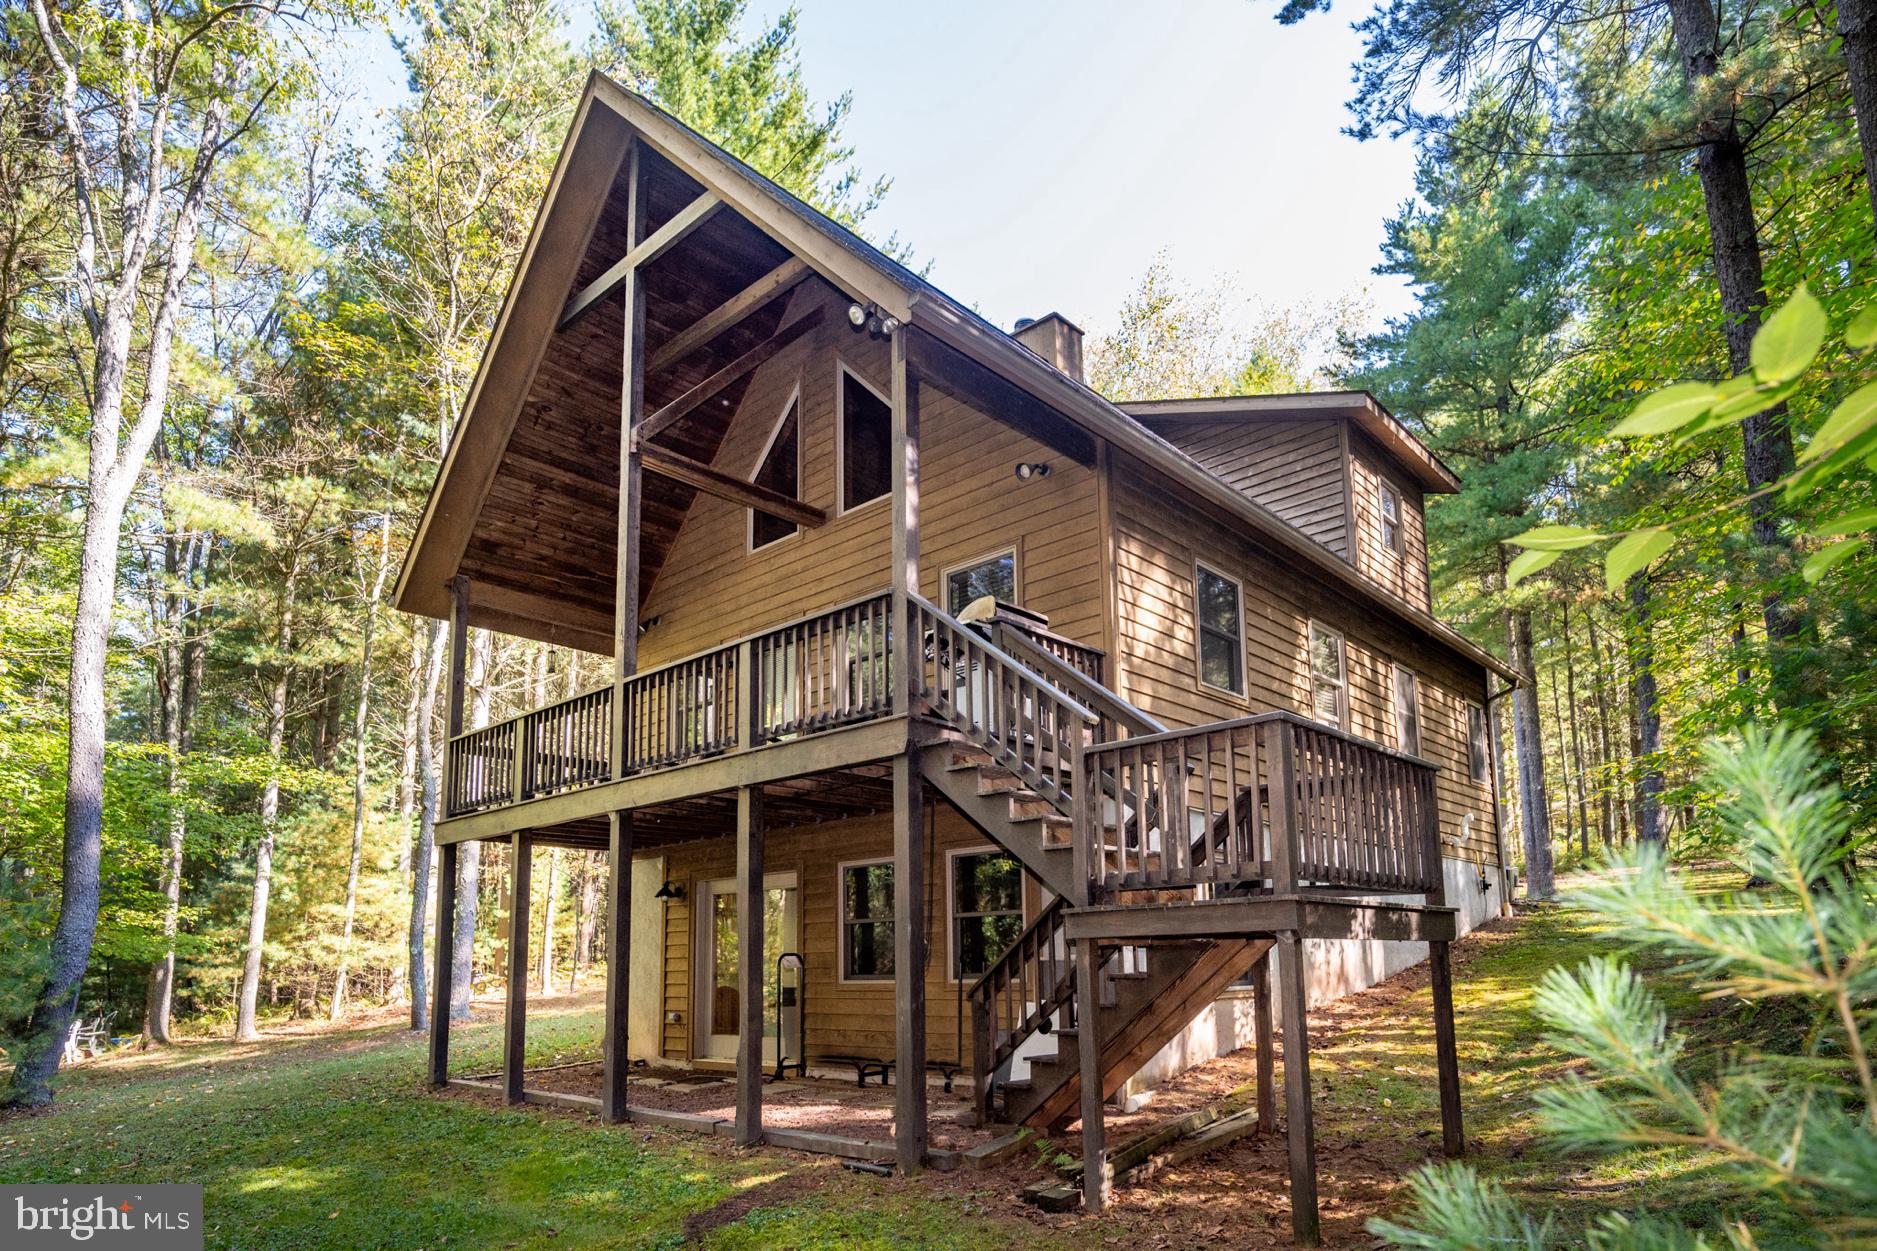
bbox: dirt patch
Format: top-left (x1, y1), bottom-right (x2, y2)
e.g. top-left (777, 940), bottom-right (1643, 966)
top-left (682, 1166), bottom-right (829, 1241)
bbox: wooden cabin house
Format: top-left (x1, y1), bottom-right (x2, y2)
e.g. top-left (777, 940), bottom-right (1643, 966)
top-left (396, 73), bottom-right (1518, 1244)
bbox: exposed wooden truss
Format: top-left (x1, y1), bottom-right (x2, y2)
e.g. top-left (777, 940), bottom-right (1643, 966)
top-left (558, 190), bottom-right (723, 331)
top-left (637, 442), bottom-right (827, 528)
top-left (647, 256), bottom-right (810, 375)
top-left (634, 305), bottom-right (826, 445)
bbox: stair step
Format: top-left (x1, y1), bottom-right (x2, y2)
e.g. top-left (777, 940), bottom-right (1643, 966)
top-left (947, 745), bottom-right (996, 769)
top-left (1008, 793), bottom-right (1056, 821)
top-left (973, 769), bottom-right (1024, 795)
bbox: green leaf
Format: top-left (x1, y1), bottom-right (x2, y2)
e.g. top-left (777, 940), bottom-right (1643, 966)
top-left (1507, 548), bottom-right (1561, 587)
top-left (1603, 528), bottom-right (1675, 595)
top-left (1802, 537), bottom-right (1868, 584)
top-left (1799, 380), bottom-right (1877, 463)
top-left (1507, 525), bottom-right (1605, 551)
top-left (1846, 301), bottom-right (1877, 350)
top-left (1610, 383), bottom-right (1720, 437)
top-left (1813, 507), bottom-right (1877, 537)
top-left (1750, 283), bottom-right (1825, 383)
top-left (1706, 379), bottom-right (1800, 424)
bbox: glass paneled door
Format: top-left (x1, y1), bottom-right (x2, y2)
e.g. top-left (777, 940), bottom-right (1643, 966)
top-left (696, 874), bottom-right (800, 1062)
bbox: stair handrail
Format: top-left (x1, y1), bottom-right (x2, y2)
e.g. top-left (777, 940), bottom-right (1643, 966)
top-left (986, 620), bottom-right (1165, 742)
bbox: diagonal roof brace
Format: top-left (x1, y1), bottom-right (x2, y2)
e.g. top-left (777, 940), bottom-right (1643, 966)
top-left (557, 190), bottom-right (723, 331)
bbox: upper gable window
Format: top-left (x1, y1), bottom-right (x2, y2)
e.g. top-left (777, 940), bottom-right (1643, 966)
top-left (946, 550), bottom-right (1016, 616)
top-left (839, 364), bottom-right (891, 511)
top-left (1379, 483), bottom-right (1403, 554)
top-left (1393, 664), bottom-right (1422, 756)
top-left (1308, 621), bottom-right (1347, 728)
top-left (1195, 563), bottom-right (1244, 696)
top-left (750, 393), bottom-right (800, 550)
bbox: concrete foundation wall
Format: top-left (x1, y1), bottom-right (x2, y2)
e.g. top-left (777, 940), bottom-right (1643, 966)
top-left (1119, 854), bottom-right (1504, 1110)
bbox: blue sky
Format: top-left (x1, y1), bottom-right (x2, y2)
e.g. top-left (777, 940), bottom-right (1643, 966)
top-left (337, 0), bottom-right (1421, 345)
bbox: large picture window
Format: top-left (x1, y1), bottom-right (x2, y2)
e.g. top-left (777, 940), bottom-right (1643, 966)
top-left (1394, 664), bottom-right (1422, 756)
top-left (750, 394), bottom-right (800, 550)
top-left (840, 859), bottom-right (894, 980)
top-left (1308, 622), bottom-right (1347, 728)
top-left (1195, 563), bottom-right (1244, 695)
top-left (838, 365), bottom-right (891, 511)
top-left (950, 849), bottom-right (1022, 980)
top-left (945, 549), bottom-right (1016, 616)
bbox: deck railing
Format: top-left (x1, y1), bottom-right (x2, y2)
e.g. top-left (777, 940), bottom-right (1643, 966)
top-left (753, 592), bottom-right (894, 743)
top-left (968, 896), bottom-right (1073, 1120)
top-left (619, 645), bottom-right (739, 773)
top-left (446, 684), bottom-right (613, 816)
top-left (1077, 710), bottom-right (1440, 898)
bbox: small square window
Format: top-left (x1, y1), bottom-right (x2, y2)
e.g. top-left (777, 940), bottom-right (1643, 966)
top-left (1196, 564), bottom-right (1244, 695)
top-left (841, 860), bottom-right (894, 980)
top-left (945, 550), bottom-right (1016, 616)
top-left (839, 367), bottom-right (891, 510)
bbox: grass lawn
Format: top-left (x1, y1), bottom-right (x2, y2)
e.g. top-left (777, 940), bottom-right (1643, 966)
top-left (0, 872), bottom-right (1751, 1249)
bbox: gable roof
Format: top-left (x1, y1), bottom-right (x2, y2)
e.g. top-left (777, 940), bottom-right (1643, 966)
top-left (395, 71), bottom-right (1519, 686)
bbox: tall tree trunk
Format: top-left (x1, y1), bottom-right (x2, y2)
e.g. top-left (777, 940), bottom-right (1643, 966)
top-left (1546, 659), bottom-right (1580, 859)
top-left (537, 849), bottom-right (560, 996)
top-left (1508, 606), bottom-right (1557, 898)
top-left (237, 559), bottom-right (300, 1041)
top-left (1839, 0), bottom-right (1877, 236)
top-left (1628, 573), bottom-right (1665, 845)
top-left (1560, 595), bottom-right (1593, 860)
top-left (449, 630), bottom-right (494, 1019)
top-left (399, 626), bottom-right (422, 830)
top-left (1665, 0), bottom-right (1802, 655)
top-left (1585, 608), bottom-right (1619, 848)
top-left (408, 618), bottom-right (446, 1031)
top-left (332, 512), bottom-right (394, 1020)
top-left (144, 533), bottom-right (207, 1044)
top-left (570, 852), bottom-right (600, 993)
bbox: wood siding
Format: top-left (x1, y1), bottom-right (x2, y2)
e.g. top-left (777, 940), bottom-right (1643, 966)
top-left (636, 285), bottom-right (1105, 666)
top-left (1109, 453), bottom-right (1499, 868)
top-left (1142, 417), bottom-right (1350, 558)
top-left (647, 804), bottom-right (1045, 1064)
top-left (1347, 428), bottom-right (1431, 612)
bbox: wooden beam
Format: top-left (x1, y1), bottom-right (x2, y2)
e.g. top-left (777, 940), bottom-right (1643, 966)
top-left (1076, 936), bottom-right (1108, 1212)
top-left (1251, 953), bottom-right (1275, 1133)
top-left (558, 190), bottom-right (722, 331)
top-left (446, 577), bottom-right (470, 739)
top-left (735, 785), bottom-right (765, 1147)
top-left (637, 443), bottom-right (828, 529)
top-left (601, 811), bottom-right (632, 1123)
top-left (428, 839), bottom-right (458, 1086)
top-left (893, 756), bottom-right (928, 1173)
top-left (1277, 933), bottom-right (1320, 1247)
top-left (1430, 939), bottom-right (1464, 1158)
top-left (904, 325), bottom-right (1096, 468)
top-left (611, 141), bottom-right (645, 776)
top-left (505, 832), bottom-right (533, 1106)
top-left (647, 257), bottom-right (811, 375)
top-left (890, 330), bottom-right (919, 718)
top-left (635, 305), bottom-right (826, 446)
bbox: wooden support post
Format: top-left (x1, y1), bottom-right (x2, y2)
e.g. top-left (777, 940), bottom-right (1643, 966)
top-left (1430, 939), bottom-right (1464, 1158)
top-left (602, 811), bottom-right (633, 1123)
top-left (1266, 720), bottom-right (1298, 894)
top-left (1075, 936), bottom-right (1108, 1212)
top-left (1251, 952), bottom-right (1275, 1133)
top-left (971, 994), bottom-right (993, 1128)
top-left (610, 141), bottom-right (644, 780)
top-left (428, 839), bottom-right (458, 1086)
top-left (504, 832), bottom-right (533, 1105)
top-left (735, 785), bottom-right (764, 1146)
top-left (1277, 933), bottom-right (1320, 1247)
top-left (893, 756), bottom-right (928, 1172)
top-left (445, 577), bottom-right (469, 814)
top-left (889, 329), bottom-right (920, 716)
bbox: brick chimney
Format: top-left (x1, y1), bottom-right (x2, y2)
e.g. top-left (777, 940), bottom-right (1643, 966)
top-left (1012, 312), bottom-right (1084, 383)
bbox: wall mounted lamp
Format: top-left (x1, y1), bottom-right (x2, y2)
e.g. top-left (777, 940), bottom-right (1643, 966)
top-left (654, 880), bottom-right (686, 901)
top-left (1014, 461), bottom-right (1052, 481)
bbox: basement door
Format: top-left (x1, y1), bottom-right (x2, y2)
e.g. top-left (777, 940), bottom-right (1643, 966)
top-left (695, 873), bottom-right (799, 1062)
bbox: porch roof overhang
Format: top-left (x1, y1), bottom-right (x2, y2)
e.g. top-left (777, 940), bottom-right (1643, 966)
top-left (394, 71), bottom-right (1519, 688)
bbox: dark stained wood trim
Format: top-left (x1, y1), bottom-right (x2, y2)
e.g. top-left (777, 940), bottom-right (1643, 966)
top-left (635, 305), bottom-right (826, 446)
top-left (428, 839), bottom-right (458, 1085)
top-left (1060, 895), bottom-right (1459, 944)
top-left (893, 755), bottom-right (928, 1172)
top-left (735, 784), bottom-right (765, 1146)
top-left (602, 811), bottom-right (632, 1122)
top-left (1277, 933), bottom-right (1320, 1247)
top-left (558, 190), bottom-right (723, 331)
top-left (890, 329), bottom-right (919, 717)
top-left (905, 326), bottom-right (1096, 468)
top-left (446, 577), bottom-right (470, 740)
top-left (637, 443), bottom-right (828, 529)
top-left (505, 831), bottom-right (533, 1105)
top-left (646, 257), bottom-right (811, 375)
top-left (612, 140), bottom-right (646, 772)
top-left (1076, 935), bottom-right (1108, 1212)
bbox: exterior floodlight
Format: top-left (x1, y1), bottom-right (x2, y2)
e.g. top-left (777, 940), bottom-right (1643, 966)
top-left (1014, 462), bottom-right (1051, 481)
top-left (847, 302), bottom-right (868, 328)
top-left (879, 316), bottom-right (902, 336)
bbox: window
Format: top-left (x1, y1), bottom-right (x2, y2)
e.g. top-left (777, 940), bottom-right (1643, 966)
top-left (945, 550), bottom-right (1016, 616)
top-left (749, 394), bottom-right (800, 550)
top-left (1308, 621), bottom-right (1347, 727)
top-left (839, 365), bottom-right (891, 511)
top-left (1393, 664), bottom-right (1421, 755)
top-left (840, 859), bottom-right (894, 980)
top-left (1467, 702), bottom-right (1490, 784)
top-left (950, 848), bottom-right (1022, 980)
top-left (1379, 484), bottom-right (1403, 553)
top-left (1195, 564), bottom-right (1244, 695)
